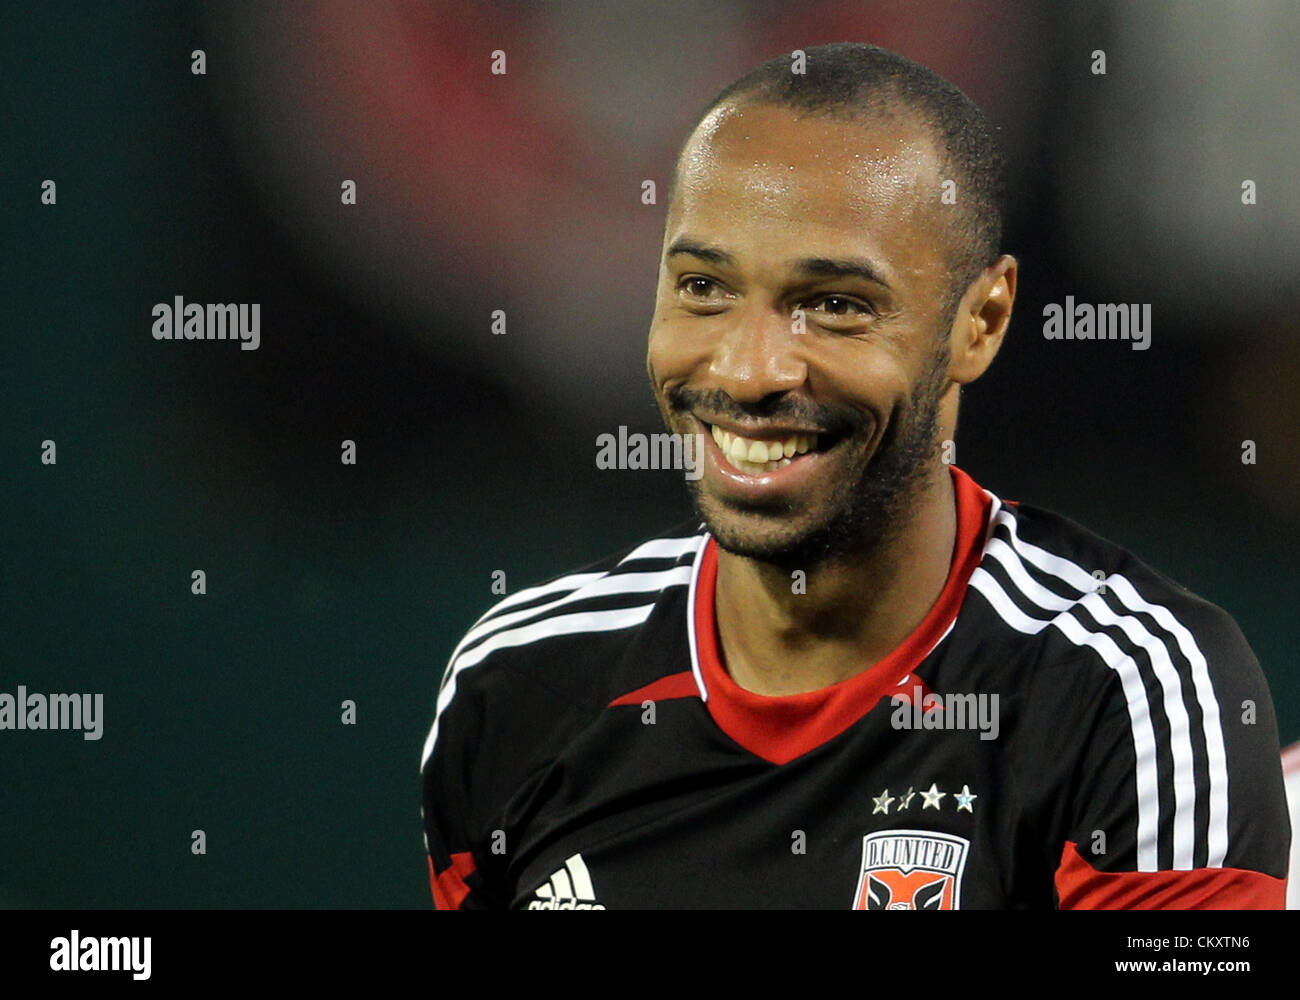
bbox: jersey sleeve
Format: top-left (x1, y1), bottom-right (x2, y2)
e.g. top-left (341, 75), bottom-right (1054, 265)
top-left (420, 663), bottom-right (508, 910)
top-left (1052, 607), bottom-right (1290, 909)
top-left (420, 630), bottom-right (597, 909)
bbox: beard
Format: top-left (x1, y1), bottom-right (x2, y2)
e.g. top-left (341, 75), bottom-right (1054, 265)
top-left (666, 346), bottom-right (950, 571)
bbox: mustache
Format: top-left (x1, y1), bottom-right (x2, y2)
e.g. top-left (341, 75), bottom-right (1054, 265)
top-left (665, 385), bottom-right (865, 439)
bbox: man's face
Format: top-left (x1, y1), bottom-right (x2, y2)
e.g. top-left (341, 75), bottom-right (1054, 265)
top-left (647, 100), bottom-right (963, 568)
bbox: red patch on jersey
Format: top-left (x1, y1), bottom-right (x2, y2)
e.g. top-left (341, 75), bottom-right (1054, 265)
top-left (1054, 840), bottom-right (1286, 909)
top-left (608, 671), bottom-right (699, 707)
top-left (429, 851), bottom-right (477, 910)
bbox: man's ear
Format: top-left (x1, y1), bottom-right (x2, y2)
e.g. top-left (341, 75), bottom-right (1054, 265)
top-left (948, 255), bottom-right (1017, 385)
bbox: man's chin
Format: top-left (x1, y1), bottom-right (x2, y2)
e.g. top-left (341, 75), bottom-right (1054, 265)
top-left (692, 463), bottom-right (920, 570)
top-left (696, 501), bottom-right (844, 569)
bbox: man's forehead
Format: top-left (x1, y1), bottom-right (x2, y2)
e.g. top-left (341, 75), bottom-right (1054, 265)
top-left (685, 100), bottom-right (935, 167)
top-left (670, 100), bottom-right (943, 242)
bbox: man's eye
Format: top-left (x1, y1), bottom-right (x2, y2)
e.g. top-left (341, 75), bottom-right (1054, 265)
top-left (809, 295), bottom-right (872, 318)
top-left (680, 277), bottom-right (721, 298)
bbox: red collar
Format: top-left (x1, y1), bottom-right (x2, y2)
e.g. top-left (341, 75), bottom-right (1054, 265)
top-left (692, 464), bottom-right (991, 764)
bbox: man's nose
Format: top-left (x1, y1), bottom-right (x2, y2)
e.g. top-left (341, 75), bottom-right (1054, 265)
top-left (707, 307), bottom-right (807, 403)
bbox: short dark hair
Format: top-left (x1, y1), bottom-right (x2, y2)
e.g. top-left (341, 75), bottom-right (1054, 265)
top-left (672, 42), bottom-right (1006, 320)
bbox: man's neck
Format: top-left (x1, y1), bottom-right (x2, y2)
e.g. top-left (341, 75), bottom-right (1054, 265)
top-left (713, 466), bottom-right (958, 696)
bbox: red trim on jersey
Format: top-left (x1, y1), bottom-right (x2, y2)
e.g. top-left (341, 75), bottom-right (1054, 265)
top-left (694, 465), bottom-right (991, 765)
top-left (609, 671), bottom-right (699, 707)
top-left (1054, 841), bottom-right (1286, 909)
top-left (429, 851), bottom-right (477, 910)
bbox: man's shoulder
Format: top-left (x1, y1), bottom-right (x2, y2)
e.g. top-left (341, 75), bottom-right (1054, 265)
top-left (978, 493), bottom-right (1288, 897)
top-left (452, 517), bottom-right (706, 660)
top-left (974, 490), bottom-right (1258, 685)
top-left (429, 519), bottom-right (706, 734)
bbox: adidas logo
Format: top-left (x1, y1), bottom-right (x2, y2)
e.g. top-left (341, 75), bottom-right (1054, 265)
top-left (527, 853), bottom-right (605, 910)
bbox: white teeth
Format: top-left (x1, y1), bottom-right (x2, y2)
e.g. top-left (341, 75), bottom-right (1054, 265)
top-left (707, 422), bottom-right (819, 475)
top-left (731, 456), bottom-right (793, 475)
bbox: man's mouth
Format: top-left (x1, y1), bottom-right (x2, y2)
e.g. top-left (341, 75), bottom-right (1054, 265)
top-left (701, 420), bottom-right (839, 477)
top-left (708, 424), bottom-right (817, 475)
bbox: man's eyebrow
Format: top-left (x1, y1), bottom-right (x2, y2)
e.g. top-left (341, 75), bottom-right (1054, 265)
top-left (793, 256), bottom-right (892, 288)
top-left (666, 240), bottom-right (892, 289)
top-left (665, 238), bottom-right (736, 267)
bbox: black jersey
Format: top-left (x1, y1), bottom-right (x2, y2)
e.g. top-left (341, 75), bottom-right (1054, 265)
top-left (420, 466), bottom-right (1289, 909)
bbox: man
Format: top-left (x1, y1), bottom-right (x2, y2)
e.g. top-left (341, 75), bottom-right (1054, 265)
top-left (421, 43), bottom-right (1289, 909)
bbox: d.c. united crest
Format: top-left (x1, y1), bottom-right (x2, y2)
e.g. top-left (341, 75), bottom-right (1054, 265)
top-left (852, 830), bottom-right (970, 910)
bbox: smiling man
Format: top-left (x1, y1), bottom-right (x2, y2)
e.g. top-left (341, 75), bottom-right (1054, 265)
top-left (421, 43), bottom-right (1289, 909)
